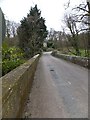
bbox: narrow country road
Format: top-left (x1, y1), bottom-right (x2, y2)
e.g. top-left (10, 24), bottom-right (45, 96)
top-left (23, 52), bottom-right (88, 118)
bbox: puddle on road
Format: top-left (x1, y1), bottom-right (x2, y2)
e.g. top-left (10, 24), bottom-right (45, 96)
top-left (50, 69), bottom-right (59, 80)
top-left (47, 64), bottom-right (59, 80)
top-left (50, 69), bottom-right (54, 71)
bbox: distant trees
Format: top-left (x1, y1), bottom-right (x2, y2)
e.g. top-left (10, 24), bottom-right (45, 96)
top-left (17, 5), bottom-right (48, 58)
top-left (47, 28), bottom-right (68, 51)
top-left (6, 20), bottom-right (10, 38)
top-left (6, 20), bottom-right (19, 38)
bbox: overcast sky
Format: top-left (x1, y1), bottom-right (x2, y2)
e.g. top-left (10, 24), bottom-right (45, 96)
top-left (0, 0), bottom-right (86, 31)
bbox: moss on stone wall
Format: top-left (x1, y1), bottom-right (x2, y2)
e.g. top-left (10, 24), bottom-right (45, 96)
top-left (1, 54), bottom-right (40, 118)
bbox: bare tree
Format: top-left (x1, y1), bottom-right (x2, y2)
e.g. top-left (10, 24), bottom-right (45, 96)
top-left (11, 21), bottom-right (20, 37)
top-left (72, 1), bottom-right (90, 56)
top-left (64, 14), bottom-right (81, 55)
top-left (63, 0), bottom-right (90, 56)
top-left (6, 20), bottom-right (20, 38)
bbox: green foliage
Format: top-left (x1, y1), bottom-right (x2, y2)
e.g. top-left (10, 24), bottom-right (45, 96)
top-left (17, 5), bottom-right (48, 58)
top-left (47, 41), bottom-right (52, 48)
top-left (42, 47), bottom-right (47, 52)
top-left (2, 42), bottom-right (25, 76)
top-left (67, 49), bottom-right (89, 57)
top-left (2, 59), bottom-right (25, 76)
top-left (58, 47), bottom-right (89, 57)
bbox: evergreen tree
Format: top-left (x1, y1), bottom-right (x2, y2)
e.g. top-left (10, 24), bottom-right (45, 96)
top-left (17, 5), bottom-right (48, 58)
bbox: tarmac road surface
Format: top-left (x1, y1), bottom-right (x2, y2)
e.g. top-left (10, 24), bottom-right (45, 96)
top-left (23, 52), bottom-right (88, 118)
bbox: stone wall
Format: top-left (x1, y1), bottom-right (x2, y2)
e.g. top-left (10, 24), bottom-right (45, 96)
top-left (1, 54), bottom-right (40, 118)
top-left (51, 51), bottom-right (89, 68)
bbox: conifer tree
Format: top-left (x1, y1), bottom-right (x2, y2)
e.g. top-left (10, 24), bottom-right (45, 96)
top-left (17, 5), bottom-right (48, 58)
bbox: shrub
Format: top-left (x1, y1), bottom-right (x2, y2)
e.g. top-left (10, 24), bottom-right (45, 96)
top-left (2, 59), bottom-right (25, 76)
top-left (2, 43), bottom-right (25, 76)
